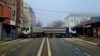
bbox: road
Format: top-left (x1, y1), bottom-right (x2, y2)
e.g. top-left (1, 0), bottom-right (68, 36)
top-left (50, 38), bottom-right (86, 56)
top-left (0, 38), bottom-right (100, 56)
top-left (64, 38), bottom-right (100, 56)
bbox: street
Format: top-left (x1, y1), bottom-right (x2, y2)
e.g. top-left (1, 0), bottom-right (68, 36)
top-left (0, 38), bottom-right (100, 56)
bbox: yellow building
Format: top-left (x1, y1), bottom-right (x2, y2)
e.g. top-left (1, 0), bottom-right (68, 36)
top-left (22, 2), bottom-right (36, 34)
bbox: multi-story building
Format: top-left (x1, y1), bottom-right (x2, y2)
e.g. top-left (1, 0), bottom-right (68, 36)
top-left (22, 2), bottom-right (36, 37)
top-left (64, 13), bottom-right (100, 37)
top-left (0, 0), bottom-right (17, 40)
top-left (16, 0), bottom-right (23, 35)
top-left (64, 13), bottom-right (100, 27)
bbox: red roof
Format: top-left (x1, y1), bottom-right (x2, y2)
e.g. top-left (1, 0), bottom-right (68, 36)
top-left (76, 20), bottom-right (91, 27)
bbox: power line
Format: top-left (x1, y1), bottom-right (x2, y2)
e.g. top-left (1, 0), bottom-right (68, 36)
top-left (33, 8), bottom-right (100, 14)
top-left (35, 12), bottom-right (63, 19)
top-left (33, 8), bottom-right (69, 13)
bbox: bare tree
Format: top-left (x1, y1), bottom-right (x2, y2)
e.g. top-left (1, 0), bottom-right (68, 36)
top-left (48, 20), bottom-right (64, 27)
top-left (36, 21), bottom-right (42, 27)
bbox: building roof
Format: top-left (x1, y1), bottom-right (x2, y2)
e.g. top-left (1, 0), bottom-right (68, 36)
top-left (76, 20), bottom-right (91, 27)
top-left (69, 13), bottom-right (100, 17)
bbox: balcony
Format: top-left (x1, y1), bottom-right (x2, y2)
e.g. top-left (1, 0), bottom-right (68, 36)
top-left (0, 5), bottom-right (12, 24)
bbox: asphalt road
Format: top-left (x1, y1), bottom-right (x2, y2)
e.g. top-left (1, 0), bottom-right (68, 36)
top-left (50, 38), bottom-right (86, 56)
top-left (64, 38), bottom-right (100, 56)
top-left (0, 38), bottom-right (100, 56)
top-left (1, 38), bottom-right (43, 56)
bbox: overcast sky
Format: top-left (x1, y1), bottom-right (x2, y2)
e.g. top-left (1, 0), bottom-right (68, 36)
top-left (24, 0), bottom-right (100, 26)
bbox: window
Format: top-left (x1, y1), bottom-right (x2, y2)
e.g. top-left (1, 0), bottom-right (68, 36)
top-left (3, 0), bottom-right (6, 4)
top-left (12, 10), bottom-right (16, 16)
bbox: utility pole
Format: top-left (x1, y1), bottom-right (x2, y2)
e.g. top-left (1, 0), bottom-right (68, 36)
top-left (83, 25), bottom-right (85, 39)
top-left (0, 23), bottom-right (2, 40)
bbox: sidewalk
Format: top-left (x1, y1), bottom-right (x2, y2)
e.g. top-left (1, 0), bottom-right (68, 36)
top-left (0, 38), bottom-right (21, 45)
top-left (82, 37), bottom-right (100, 46)
top-left (65, 37), bottom-right (100, 46)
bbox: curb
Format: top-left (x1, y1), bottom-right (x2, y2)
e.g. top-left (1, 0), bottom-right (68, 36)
top-left (0, 39), bottom-right (21, 45)
top-left (81, 39), bottom-right (99, 46)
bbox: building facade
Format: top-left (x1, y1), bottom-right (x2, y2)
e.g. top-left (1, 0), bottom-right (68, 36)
top-left (64, 13), bottom-right (100, 27)
top-left (16, 0), bottom-right (23, 35)
top-left (0, 0), bottom-right (17, 40)
top-left (22, 2), bottom-right (36, 36)
top-left (91, 17), bottom-right (100, 39)
top-left (64, 13), bottom-right (100, 37)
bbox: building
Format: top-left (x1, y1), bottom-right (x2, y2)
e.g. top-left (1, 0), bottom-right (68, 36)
top-left (21, 2), bottom-right (36, 37)
top-left (0, 0), bottom-right (17, 40)
top-left (64, 13), bottom-right (100, 27)
top-left (91, 17), bottom-right (100, 39)
top-left (16, 0), bottom-right (23, 35)
top-left (64, 13), bottom-right (100, 37)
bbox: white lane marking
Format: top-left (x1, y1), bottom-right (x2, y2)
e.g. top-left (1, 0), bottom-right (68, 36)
top-left (37, 37), bottom-right (45, 56)
top-left (11, 48), bottom-right (16, 52)
top-left (83, 52), bottom-right (91, 56)
top-left (74, 47), bottom-right (80, 51)
top-left (47, 37), bottom-right (52, 56)
top-left (1, 54), bottom-right (7, 56)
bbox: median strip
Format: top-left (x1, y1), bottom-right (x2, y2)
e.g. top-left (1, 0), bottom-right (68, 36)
top-left (37, 37), bottom-right (45, 56)
top-left (47, 37), bottom-right (52, 56)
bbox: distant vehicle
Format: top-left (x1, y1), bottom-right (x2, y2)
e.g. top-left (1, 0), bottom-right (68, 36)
top-left (19, 27), bottom-right (32, 38)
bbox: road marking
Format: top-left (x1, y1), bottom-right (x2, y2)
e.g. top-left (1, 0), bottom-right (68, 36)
top-left (11, 48), bottom-right (16, 52)
top-left (83, 52), bottom-right (91, 56)
top-left (37, 37), bottom-right (45, 56)
top-left (1, 54), bottom-right (7, 56)
top-left (74, 47), bottom-right (80, 51)
top-left (47, 37), bottom-right (52, 56)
